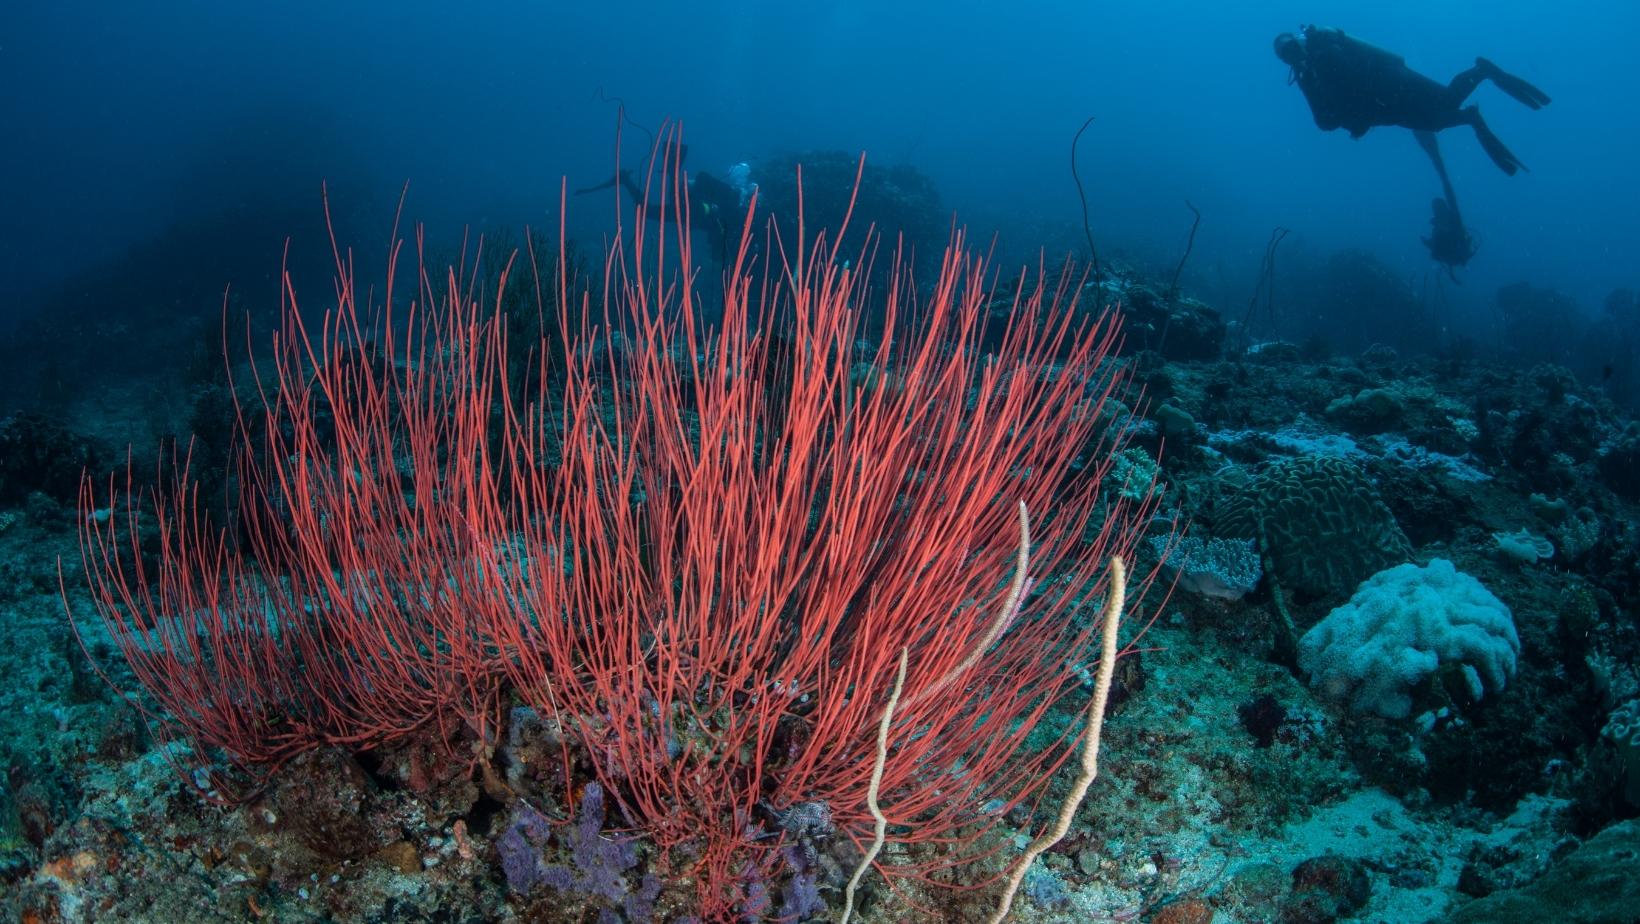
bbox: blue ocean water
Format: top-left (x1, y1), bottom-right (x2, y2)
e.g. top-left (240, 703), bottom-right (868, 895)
top-left (2, 2), bottom-right (1637, 921)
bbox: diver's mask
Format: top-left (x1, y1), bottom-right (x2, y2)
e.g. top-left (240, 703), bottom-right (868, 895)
top-left (1275, 30), bottom-right (1306, 83)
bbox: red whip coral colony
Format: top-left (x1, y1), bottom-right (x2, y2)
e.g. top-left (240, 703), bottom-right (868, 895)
top-left (70, 139), bottom-right (1162, 920)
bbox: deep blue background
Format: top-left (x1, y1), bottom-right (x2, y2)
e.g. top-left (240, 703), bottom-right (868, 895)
top-left (3, 1), bottom-right (1633, 339)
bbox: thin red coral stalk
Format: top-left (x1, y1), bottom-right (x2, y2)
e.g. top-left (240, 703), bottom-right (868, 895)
top-left (499, 135), bottom-right (1160, 916)
top-left (69, 191), bottom-right (523, 795)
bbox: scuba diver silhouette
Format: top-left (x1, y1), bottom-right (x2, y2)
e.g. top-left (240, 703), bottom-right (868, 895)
top-left (576, 143), bottom-right (752, 265)
top-left (1274, 25), bottom-right (1550, 175)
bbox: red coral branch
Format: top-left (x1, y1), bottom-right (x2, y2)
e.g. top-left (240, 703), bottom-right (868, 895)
top-left (70, 193), bottom-right (520, 795)
top-left (69, 142), bottom-right (1160, 920)
top-left (498, 137), bottom-right (1161, 914)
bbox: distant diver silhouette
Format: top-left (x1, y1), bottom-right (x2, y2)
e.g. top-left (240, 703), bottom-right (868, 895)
top-left (1274, 25), bottom-right (1550, 175)
top-left (1414, 130), bottom-right (1478, 279)
top-left (1423, 195), bottom-right (1476, 279)
top-left (577, 141), bottom-right (748, 264)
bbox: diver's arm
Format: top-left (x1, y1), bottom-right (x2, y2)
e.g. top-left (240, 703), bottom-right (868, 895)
top-left (1296, 70), bottom-right (1344, 132)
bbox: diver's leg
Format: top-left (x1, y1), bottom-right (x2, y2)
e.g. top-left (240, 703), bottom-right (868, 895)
top-left (1446, 59), bottom-right (1551, 110)
top-left (617, 168), bottom-right (645, 205)
top-left (1413, 129), bottom-right (1441, 166)
top-left (1464, 107), bottom-right (1527, 176)
top-left (572, 174), bottom-right (620, 196)
top-left (1445, 64), bottom-right (1488, 106)
top-left (616, 169), bottom-right (678, 224)
top-left (1476, 57), bottom-right (1552, 109)
top-left (1415, 130), bottom-right (1460, 205)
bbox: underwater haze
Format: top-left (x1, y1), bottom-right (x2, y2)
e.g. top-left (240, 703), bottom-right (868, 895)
top-left (4, 1), bottom-right (1635, 331)
top-left (4, 3), bottom-right (1640, 923)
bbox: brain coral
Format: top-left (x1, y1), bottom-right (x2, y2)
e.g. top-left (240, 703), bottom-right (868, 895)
top-left (1216, 456), bottom-right (1412, 600)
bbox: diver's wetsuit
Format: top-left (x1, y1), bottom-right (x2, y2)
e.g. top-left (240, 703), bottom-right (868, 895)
top-left (1276, 26), bottom-right (1550, 175)
top-left (616, 169), bottom-right (741, 263)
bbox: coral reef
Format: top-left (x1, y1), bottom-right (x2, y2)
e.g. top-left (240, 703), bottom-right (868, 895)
top-left (1297, 559), bottom-right (1519, 719)
top-left (1214, 456), bottom-right (1413, 602)
top-left (7, 198), bottom-right (1640, 924)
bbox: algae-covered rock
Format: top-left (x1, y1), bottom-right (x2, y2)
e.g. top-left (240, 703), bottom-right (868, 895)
top-left (1447, 819), bottom-right (1640, 923)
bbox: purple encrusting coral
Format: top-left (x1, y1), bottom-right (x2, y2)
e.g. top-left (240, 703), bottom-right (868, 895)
top-left (734, 842), bottom-right (827, 921)
top-left (777, 844), bottom-right (825, 920)
top-left (497, 783), bottom-right (661, 920)
top-left (497, 800), bottom-right (554, 894)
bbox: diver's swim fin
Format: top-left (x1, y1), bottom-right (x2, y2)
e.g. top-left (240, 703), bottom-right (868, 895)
top-left (1478, 58), bottom-right (1551, 109)
top-left (575, 167), bottom-right (638, 197)
top-left (1469, 108), bottom-right (1527, 176)
top-left (574, 175), bottom-right (619, 195)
